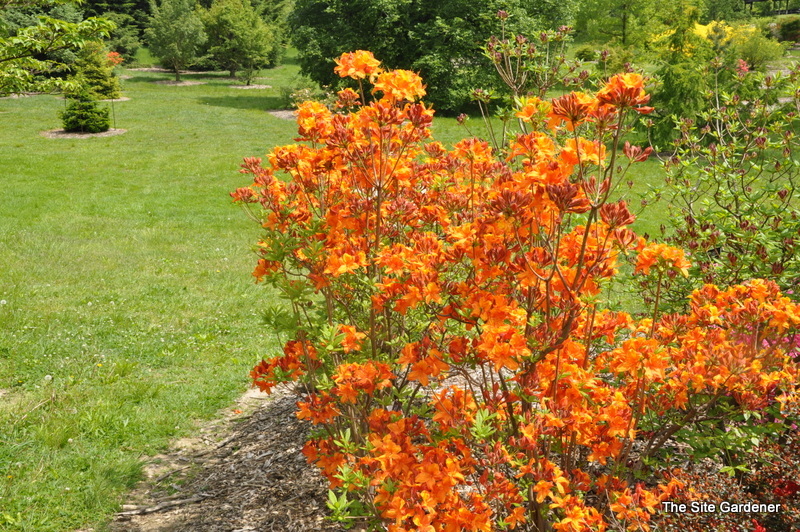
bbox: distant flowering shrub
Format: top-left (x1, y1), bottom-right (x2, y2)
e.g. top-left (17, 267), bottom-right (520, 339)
top-left (106, 51), bottom-right (123, 67)
top-left (234, 51), bottom-right (800, 531)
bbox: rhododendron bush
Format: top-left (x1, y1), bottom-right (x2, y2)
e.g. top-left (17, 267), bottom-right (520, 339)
top-left (232, 51), bottom-right (800, 531)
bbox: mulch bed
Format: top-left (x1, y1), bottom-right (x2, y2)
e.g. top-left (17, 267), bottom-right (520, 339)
top-left (109, 386), bottom-right (344, 532)
top-left (152, 80), bottom-right (207, 86)
top-left (268, 110), bottom-right (296, 120)
top-left (229, 85), bottom-right (272, 90)
top-left (41, 128), bottom-right (127, 139)
top-left (127, 68), bottom-right (228, 75)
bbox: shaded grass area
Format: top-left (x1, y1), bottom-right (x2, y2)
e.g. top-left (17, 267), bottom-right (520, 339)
top-left (0, 64), bottom-right (301, 531)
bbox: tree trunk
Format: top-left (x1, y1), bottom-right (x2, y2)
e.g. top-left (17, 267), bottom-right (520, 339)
top-left (622, 10), bottom-right (628, 46)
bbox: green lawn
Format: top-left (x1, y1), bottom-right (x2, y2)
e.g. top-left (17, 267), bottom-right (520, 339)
top-left (0, 59), bottom-right (307, 531)
top-left (0, 48), bottom-right (669, 531)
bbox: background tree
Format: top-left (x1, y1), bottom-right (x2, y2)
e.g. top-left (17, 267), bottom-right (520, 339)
top-left (145, 0), bottom-right (206, 81)
top-left (639, 0), bottom-right (709, 145)
top-left (525, 0), bottom-right (580, 29)
top-left (0, 0), bottom-right (113, 94)
top-left (251, 0), bottom-right (292, 66)
top-left (100, 11), bottom-right (140, 63)
top-left (80, 0), bottom-right (151, 31)
top-left (648, 0), bottom-right (784, 145)
top-left (574, 0), bottom-right (653, 46)
top-left (66, 40), bottom-right (121, 99)
top-left (701, 0), bottom-right (748, 22)
top-left (202, 0), bottom-right (273, 80)
top-left (289, 0), bottom-right (573, 113)
top-left (290, 0), bottom-right (414, 97)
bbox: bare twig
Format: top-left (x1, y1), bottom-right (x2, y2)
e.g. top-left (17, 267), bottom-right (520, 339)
top-left (153, 465), bottom-right (191, 484)
top-left (115, 493), bottom-right (214, 517)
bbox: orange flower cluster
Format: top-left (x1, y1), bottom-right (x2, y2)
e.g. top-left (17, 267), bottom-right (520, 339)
top-left (596, 73), bottom-right (653, 113)
top-left (332, 361), bottom-right (394, 404)
top-left (373, 69), bottom-right (427, 102)
top-left (106, 51), bottom-right (123, 66)
top-left (515, 77), bottom-right (651, 133)
top-left (334, 50), bottom-right (382, 80)
top-left (251, 339), bottom-right (316, 394)
top-left (635, 242), bottom-right (691, 277)
top-left (235, 53), bottom-right (800, 531)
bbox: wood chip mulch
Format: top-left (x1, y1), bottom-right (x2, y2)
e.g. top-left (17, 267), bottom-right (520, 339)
top-left (110, 386), bottom-right (344, 532)
top-left (229, 85), bottom-right (272, 90)
top-left (40, 128), bottom-right (127, 139)
top-left (268, 110), bottom-right (296, 121)
top-left (152, 80), bottom-right (207, 86)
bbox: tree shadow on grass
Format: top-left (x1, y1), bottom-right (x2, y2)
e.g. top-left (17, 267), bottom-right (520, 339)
top-left (182, 71), bottom-right (233, 81)
top-left (197, 95), bottom-right (286, 112)
top-left (123, 75), bottom-right (169, 84)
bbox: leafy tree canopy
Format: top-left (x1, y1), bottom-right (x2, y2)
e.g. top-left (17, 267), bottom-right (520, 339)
top-left (290, 0), bottom-right (580, 112)
top-left (0, 0), bottom-right (114, 94)
top-left (203, 0), bottom-right (273, 79)
top-left (145, 0), bottom-right (206, 80)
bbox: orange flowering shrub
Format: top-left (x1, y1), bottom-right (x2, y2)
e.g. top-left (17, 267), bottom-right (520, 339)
top-left (233, 52), bottom-right (800, 531)
top-left (106, 51), bottom-right (124, 67)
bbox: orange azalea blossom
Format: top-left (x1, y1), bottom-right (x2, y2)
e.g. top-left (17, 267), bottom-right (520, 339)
top-left (303, 438), bottom-right (347, 487)
top-left (635, 242), bottom-right (691, 276)
top-left (597, 72), bottom-right (653, 113)
top-left (324, 250), bottom-right (368, 276)
top-left (373, 69), bottom-right (426, 102)
top-left (295, 100), bottom-right (334, 141)
top-left (507, 131), bottom-right (557, 165)
top-left (516, 95), bottom-right (552, 124)
top-left (548, 92), bottom-right (596, 131)
top-left (334, 50), bottom-right (382, 80)
top-left (431, 386), bottom-right (477, 430)
top-left (332, 361), bottom-right (394, 404)
top-left (251, 257), bottom-right (280, 282)
top-left (250, 339), bottom-right (316, 393)
top-left (297, 392), bottom-right (340, 424)
top-left (106, 51), bottom-right (123, 66)
top-left (561, 137), bottom-right (607, 167)
top-left (338, 324), bottom-right (367, 353)
top-left (335, 87), bottom-right (361, 108)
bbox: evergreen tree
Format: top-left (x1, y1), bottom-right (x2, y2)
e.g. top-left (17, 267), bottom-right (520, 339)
top-left (701, 0), bottom-right (748, 22)
top-left (575, 0), bottom-right (654, 46)
top-left (80, 0), bottom-right (151, 18)
top-left (60, 87), bottom-right (111, 133)
top-left (145, 0), bottom-right (206, 81)
top-left (67, 40), bottom-right (121, 99)
top-left (203, 0), bottom-right (273, 80)
top-left (102, 11), bottom-right (142, 62)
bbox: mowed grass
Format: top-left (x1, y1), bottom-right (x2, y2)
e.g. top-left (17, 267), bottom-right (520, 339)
top-left (0, 58), bottom-right (306, 531)
top-left (0, 47), bottom-right (669, 531)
